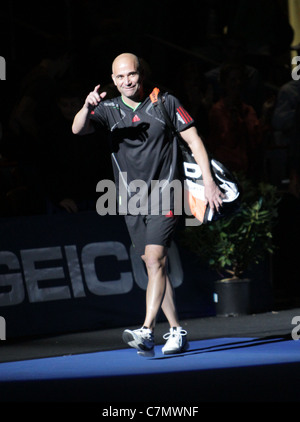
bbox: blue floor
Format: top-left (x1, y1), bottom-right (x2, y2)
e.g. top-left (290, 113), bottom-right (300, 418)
top-left (0, 337), bottom-right (299, 381)
top-left (1, 336), bottom-right (299, 402)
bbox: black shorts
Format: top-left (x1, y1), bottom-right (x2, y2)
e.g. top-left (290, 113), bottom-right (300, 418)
top-left (124, 214), bottom-right (179, 256)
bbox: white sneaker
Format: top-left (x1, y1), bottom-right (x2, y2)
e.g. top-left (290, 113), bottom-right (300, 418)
top-left (162, 327), bottom-right (189, 355)
top-left (122, 327), bottom-right (155, 357)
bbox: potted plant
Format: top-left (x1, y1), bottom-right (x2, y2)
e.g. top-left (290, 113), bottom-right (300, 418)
top-left (181, 177), bottom-right (280, 316)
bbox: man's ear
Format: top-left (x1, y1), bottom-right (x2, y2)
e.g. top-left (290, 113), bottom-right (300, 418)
top-left (111, 74), bottom-right (117, 86)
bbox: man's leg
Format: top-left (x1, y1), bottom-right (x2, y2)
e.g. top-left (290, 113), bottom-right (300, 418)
top-left (122, 215), bottom-right (187, 355)
top-left (142, 244), bottom-right (188, 355)
top-left (142, 244), bottom-right (180, 330)
top-left (122, 244), bottom-right (166, 356)
top-left (161, 274), bottom-right (180, 328)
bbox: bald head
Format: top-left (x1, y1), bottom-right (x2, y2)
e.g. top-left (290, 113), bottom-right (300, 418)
top-left (112, 53), bottom-right (141, 74)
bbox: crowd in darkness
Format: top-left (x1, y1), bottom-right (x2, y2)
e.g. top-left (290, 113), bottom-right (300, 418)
top-left (0, 0), bottom-right (299, 218)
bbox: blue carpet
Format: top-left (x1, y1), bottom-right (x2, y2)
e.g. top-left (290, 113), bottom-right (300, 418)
top-left (0, 337), bottom-right (299, 381)
top-left (1, 336), bottom-right (299, 402)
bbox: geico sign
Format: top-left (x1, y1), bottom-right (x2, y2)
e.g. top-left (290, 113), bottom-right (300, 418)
top-left (0, 241), bottom-right (183, 306)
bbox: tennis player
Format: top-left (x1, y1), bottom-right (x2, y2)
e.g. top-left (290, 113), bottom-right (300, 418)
top-left (72, 53), bottom-right (222, 356)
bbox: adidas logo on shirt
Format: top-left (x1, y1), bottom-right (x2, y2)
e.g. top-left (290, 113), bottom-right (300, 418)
top-left (132, 114), bottom-right (140, 122)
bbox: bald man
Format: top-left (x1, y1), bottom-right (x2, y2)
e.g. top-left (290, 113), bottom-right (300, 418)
top-left (73, 53), bottom-right (222, 357)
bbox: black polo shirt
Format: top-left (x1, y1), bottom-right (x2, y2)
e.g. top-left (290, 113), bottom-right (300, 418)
top-left (90, 91), bottom-right (194, 214)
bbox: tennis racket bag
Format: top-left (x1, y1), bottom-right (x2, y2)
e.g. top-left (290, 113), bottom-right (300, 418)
top-left (150, 88), bottom-right (240, 224)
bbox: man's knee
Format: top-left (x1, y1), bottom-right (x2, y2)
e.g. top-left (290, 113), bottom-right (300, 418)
top-left (143, 255), bottom-right (165, 271)
top-left (142, 245), bottom-right (167, 272)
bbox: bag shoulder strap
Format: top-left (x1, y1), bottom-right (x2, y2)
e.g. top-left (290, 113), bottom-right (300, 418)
top-left (149, 87), bottom-right (182, 139)
top-left (150, 87), bottom-right (193, 159)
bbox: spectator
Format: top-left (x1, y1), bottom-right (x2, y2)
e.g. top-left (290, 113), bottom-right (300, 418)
top-left (8, 49), bottom-right (72, 214)
top-left (41, 82), bottom-right (113, 213)
top-left (205, 34), bottom-right (264, 115)
top-left (207, 63), bottom-right (265, 179)
top-left (271, 78), bottom-right (300, 187)
top-left (176, 61), bottom-right (212, 139)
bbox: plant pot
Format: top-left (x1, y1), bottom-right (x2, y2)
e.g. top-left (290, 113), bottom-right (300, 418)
top-left (213, 277), bottom-right (251, 317)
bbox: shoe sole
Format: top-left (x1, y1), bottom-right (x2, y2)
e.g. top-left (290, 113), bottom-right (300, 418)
top-left (122, 330), bottom-right (153, 352)
top-left (162, 341), bottom-right (189, 355)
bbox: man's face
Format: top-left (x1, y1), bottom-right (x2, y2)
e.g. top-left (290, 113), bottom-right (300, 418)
top-left (112, 56), bottom-right (143, 102)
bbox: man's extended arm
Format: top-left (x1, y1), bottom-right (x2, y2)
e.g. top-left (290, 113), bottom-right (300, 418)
top-left (72, 84), bottom-right (106, 135)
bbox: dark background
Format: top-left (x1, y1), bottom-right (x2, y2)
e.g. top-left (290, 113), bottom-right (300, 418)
top-left (0, 0), bottom-right (299, 334)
